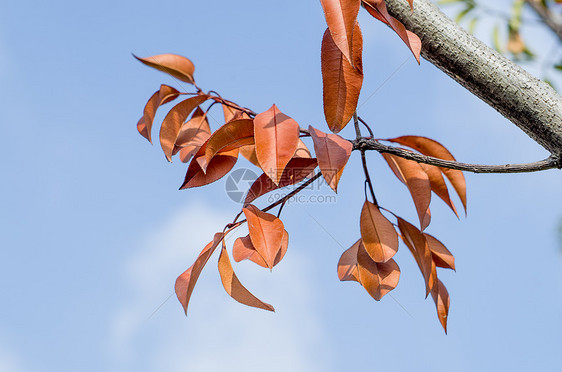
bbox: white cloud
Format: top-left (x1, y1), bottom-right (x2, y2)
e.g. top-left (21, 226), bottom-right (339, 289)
top-left (108, 202), bottom-right (332, 372)
top-left (0, 344), bottom-right (27, 372)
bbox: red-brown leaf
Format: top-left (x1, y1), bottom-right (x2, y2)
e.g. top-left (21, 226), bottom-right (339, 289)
top-left (232, 235), bottom-right (268, 268)
top-left (294, 139), bottom-right (313, 159)
top-left (308, 126), bottom-right (353, 192)
top-left (356, 241), bottom-right (401, 301)
top-left (243, 205), bottom-right (285, 269)
top-left (319, 0), bottom-right (361, 64)
top-left (180, 143), bottom-right (238, 189)
top-left (388, 136), bottom-right (467, 214)
top-left (362, 0), bottom-right (421, 63)
top-left (175, 108), bottom-right (211, 163)
top-left (175, 107), bottom-right (211, 147)
top-left (205, 119), bottom-right (254, 167)
top-left (359, 201), bottom-right (399, 263)
top-left (419, 162), bottom-right (458, 217)
top-left (244, 157), bottom-right (318, 205)
top-left (382, 153), bottom-right (432, 230)
top-left (239, 144), bottom-right (261, 167)
top-left (254, 105), bottom-right (300, 185)
top-left (431, 279), bottom-right (450, 333)
top-left (274, 230), bottom-right (289, 267)
top-left (160, 95), bottom-right (208, 162)
top-left (337, 239), bottom-right (361, 282)
top-left (134, 53), bottom-right (196, 84)
top-left (218, 245), bottom-right (275, 312)
top-left (137, 85), bottom-right (181, 143)
top-left (321, 23), bottom-right (363, 133)
top-left (174, 232), bottom-right (224, 314)
top-left (233, 231), bottom-right (288, 268)
top-left (397, 218), bottom-right (437, 297)
top-left (425, 233), bottom-right (455, 270)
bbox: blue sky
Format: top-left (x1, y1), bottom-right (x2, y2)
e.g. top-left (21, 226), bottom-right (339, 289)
top-left (0, 1), bottom-right (561, 371)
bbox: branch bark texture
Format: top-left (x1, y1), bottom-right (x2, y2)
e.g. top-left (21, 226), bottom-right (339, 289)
top-left (384, 0), bottom-right (562, 156)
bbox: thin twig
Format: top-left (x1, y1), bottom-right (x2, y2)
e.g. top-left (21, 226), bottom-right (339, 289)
top-left (353, 113), bottom-right (362, 140)
top-left (229, 173), bottom-right (323, 227)
top-left (524, 0), bottom-right (562, 41)
top-left (354, 138), bottom-right (561, 173)
top-left (358, 116), bottom-right (374, 138)
top-left (361, 151), bottom-right (378, 205)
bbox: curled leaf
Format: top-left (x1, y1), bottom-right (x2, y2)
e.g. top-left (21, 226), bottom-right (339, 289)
top-left (205, 119), bottom-right (254, 166)
top-left (337, 239), bottom-right (361, 282)
top-left (424, 233), bottom-right (455, 271)
top-left (134, 53), bottom-right (196, 84)
top-left (244, 157), bottom-right (318, 205)
top-left (218, 244), bottom-right (275, 312)
top-left (356, 240), bottom-right (401, 301)
top-left (419, 162), bottom-right (458, 218)
top-left (397, 218), bottom-right (437, 297)
top-left (176, 107), bottom-right (211, 163)
top-left (243, 205), bottom-right (285, 269)
top-left (137, 84), bottom-right (180, 143)
top-left (321, 23), bottom-right (363, 133)
top-left (308, 126), bottom-right (353, 192)
top-left (233, 235), bottom-right (268, 268)
top-left (174, 232), bottom-right (225, 315)
top-left (382, 153), bottom-right (431, 230)
top-left (160, 95), bottom-right (208, 162)
top-left (388, 136), bottom-right (467, 214)
top-left (431, 279), bottom-right (450, 333)
top-left (359, 201), bottom-right (399, 263)
top-left (180, 143), bottom-right (238, 189)
top-left (362, 0), bottom-right (421, 63)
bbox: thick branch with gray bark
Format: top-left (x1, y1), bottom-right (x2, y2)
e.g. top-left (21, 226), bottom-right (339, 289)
top-left (384, 0), bottom-right (562, 156)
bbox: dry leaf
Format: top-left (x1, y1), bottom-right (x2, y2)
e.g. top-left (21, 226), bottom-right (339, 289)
top-left (180, 142), bottom-right (238, 189)
top-left (419, 163), bottom-right (458, 217)
top-left (137, 84), bottom-right (180, 143)
top-left (382, 153), bottom-right (431, 230)
top-left (308, 126), bottom-right (353, 192)
top-left (244, 157), bottom-right (318, 205)
top-left (319, 0), bottom-right (361, 64)
top-left (218, 244), bottom-right (275, 311)
top-left (397, 218), bottom-right (437, 297)
top-left (356, 240), bottom-right (401, 301)
top-left (388, 136), bottom-right (467, 214)
top-left (205, 118), bottom-right (255, 167)
top-left (425, 233), bottom-right (455, 270)
top-left (337, 239), bottom-right (361, 282)
top-left (232, 235), bottom-right (268, 268)
top-left (362, 0), bottom-right (421, 63)
top-left (160, 95), bottom-right (208, 162)
top-left (321, 23), bottom-right (363, 133)
top-left (254, 105), bottom-right (300, 185)
top-left (134, 53), bottom-right (196, 84)
top-left (430, 279), bottom-right (450, 333)
top-left (243, 205), bottom-right (285, 269)
top-left (175, 232), bottom-right (225, 314)
top-left (359, 201), bottom-right (399, 262)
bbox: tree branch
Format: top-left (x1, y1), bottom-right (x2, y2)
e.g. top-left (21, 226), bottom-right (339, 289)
top-left (354, 138), bottom-right (561, 173)
top-left (525, 0), bottom-right (562, 41)
top-left (384, 0), bottom-right (562, 156)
